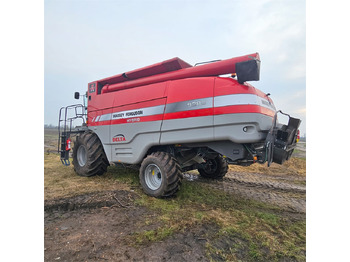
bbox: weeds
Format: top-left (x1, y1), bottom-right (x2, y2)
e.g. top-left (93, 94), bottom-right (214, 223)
top-left (45, 141), bottom-right (305, 261)
top-left (44, 154), bottom-right (131, 200)
top-left (133, 227), bottom-right (175, 244)
top-left (115, 173), bottom-right (305, 261)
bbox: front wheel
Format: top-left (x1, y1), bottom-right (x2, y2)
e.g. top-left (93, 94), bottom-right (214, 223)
top-left (198, 155), bottom-right (228, 179)
top-left (139, 152), bottom-right (182, 198)
top-left (72, 132), bottom-right (109, 177)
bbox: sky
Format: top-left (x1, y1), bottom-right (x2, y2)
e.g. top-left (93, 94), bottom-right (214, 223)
top-left (4, 1), bottom-right (350, 261)
top-left (45, 0), bottom-right (306, 135)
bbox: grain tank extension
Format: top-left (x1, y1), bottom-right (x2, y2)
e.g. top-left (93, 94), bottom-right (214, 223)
top-left (58, 53), bottom-right (301, 197)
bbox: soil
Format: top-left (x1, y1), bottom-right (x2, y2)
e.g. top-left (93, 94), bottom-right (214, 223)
top-left (45, 190), bottom-right (214, 261)
top-left (45, 129), bottom-right (305, 261)
top-left (202, 171), bottom-right (305, 213)
top-left (45, 167), bottom-right (306, 261)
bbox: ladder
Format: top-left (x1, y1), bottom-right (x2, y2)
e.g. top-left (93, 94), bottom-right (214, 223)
top-left (58, 104), bottom-right (87, 166)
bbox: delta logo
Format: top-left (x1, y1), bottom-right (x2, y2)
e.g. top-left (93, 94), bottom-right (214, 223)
top-left (112, 134), bottom-right (126, 142)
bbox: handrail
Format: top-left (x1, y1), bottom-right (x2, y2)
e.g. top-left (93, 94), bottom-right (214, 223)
top-left (57, 104), bottom-right (86, 154)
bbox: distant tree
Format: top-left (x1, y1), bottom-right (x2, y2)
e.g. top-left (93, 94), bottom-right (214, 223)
top-left (44, 124), bottom-right (58, 129)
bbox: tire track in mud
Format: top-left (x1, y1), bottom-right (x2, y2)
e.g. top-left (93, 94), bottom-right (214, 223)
top-left (186, 172), bottom-right (306, 213)
top-left (44, 190), bottom-right (137, 213)
top-left (224, 173), bottom-right (306, 193)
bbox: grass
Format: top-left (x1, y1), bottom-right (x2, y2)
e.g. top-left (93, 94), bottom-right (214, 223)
top-left (44, 129), bottom-right (306, 261)
top-left (133, 227), bottom-right (175, 244)
top-left (44, 154), bottom-right (131, 200)
top-left (229, 157), bottom-right (306, 176)
top-left (111, 171), bottom-right (305, 261)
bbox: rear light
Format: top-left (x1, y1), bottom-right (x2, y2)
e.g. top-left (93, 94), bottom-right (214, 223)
top-left (296, 130), bottom-right (300, 143)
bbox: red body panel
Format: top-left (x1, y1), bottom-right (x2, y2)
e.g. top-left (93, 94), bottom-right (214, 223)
top-left (88, 77), bottom-right (274, 127)
top-left (97, 57), bottom-right (192, 86)
top-left (88, 89), bottom-right (115, 112)
top-left (101, 53), bottom-right (259, 94)
top-left (165, 78), bottom-right (214, 104)
top-left (163, 108), bottom-right (213, 120)
top-left (87, 81), bottom-right (167, 113)
top-left (113, 81), bottom-right (167, 107)
top-left (87, 53), bottom-right (274, 128)
top-left (214, 78), bottom-right (274, 104)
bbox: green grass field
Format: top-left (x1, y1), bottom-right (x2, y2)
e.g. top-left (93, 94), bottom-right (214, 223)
top-left (45, 129), bottom-right (306, 261)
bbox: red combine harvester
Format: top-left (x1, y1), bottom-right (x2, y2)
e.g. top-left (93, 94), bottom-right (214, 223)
top-left (58, 53), bottom-right (301, 197)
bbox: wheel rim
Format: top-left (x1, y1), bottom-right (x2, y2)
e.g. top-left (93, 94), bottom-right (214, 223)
top-left (77, 145), bottom-right (87, 166)
top-left (144, 164), bottom-right (162, 190)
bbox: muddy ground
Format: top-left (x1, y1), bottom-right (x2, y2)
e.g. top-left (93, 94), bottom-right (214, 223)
top-left (44, 129), bottom-right (306, 261)
top-left (45, 190), bottom-right (213, 261)
top-left (45, 167), bottom-right (305, 261)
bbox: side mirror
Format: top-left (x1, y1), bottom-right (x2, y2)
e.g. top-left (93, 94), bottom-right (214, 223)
top-left (74, 92), bottom-right (80, 99)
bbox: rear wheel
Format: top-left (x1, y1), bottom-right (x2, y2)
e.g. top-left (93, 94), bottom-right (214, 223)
top-left (139, 152), bottom-right (182, 198)
top-left (198, 155), bottom-right (228, 179)
top-left (72, 132), bottom-right (109, 177)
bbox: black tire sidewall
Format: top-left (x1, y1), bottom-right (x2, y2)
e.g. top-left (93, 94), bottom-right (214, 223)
top-left (199, 155), bottom-right (228, 179)
top-left (139, 152), bottom-right (181, 198)
top-left (73, 135), bottom-right (89, 175)
top-left (72, 132), bottom-right (109, 177)
top-left (139, 155), bottom-right (169, 197)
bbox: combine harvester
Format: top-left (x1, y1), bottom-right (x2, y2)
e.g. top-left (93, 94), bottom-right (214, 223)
top-left (58, 53), bottom-right (301, 197)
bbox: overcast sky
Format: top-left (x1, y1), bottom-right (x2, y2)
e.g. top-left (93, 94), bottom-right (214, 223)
top-left (45, 0), bottom-right (306, 135)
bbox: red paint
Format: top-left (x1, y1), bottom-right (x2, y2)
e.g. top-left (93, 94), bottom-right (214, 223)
top-left (112, 136), bottom-right (126, 142)
top-left (97, 57), bottom-right (192, 87)
top-left (89, 104), bottom-right (275, 127)
top-left (166, 78), bottom-right (214, 104)
top-left (163, 108), bottom-right (213, 120)
top-left (86, 53), bottom-right (274, 128)
top-left (90, 108), bottom-right (273, 127)
top-left (113, 98), bottom-right (166, 112)
top-left (214, 78), bottom-right (272, 101)
top-left (65, 138), bottom-right (71, 151)
top-left (214, 105), bottom-right (275, 118)
top-left (101, 53), bottom-right (259, 94)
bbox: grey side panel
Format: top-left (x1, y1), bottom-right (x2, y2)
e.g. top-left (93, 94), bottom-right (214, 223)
top-left (214, 113), bottom-right (273, 143)
top-left (92, 113), bottom-right (274, 163)
top-left (160, 115), bottom-right (213, 144)
top-left (110, 120), bottom-right (163, 164)
top-left (214, 94), bottom-right (276, 112)
top-left (164, 97), bottom-right (213, 114)
top-left (88, 125), bottom-right (112, 162)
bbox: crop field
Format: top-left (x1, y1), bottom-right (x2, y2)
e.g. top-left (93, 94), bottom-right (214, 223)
top-left (44, 129), bottom-right (306, 261)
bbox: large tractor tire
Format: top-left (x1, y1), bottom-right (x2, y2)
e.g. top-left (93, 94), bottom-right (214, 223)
top-left (72, 132), bottom-right (109, 177)
top-left (139, 152), bottom-right (182, 198)
top-left (198, 155), bottom-right (228, 179)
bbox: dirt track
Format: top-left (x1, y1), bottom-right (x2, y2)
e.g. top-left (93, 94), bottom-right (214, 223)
top-left (45, 190), bottom-right (213, 261)
top-left (199, 171), bottom-right (305, 213)
top-left (45, 167), bottom-right (305, 261)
